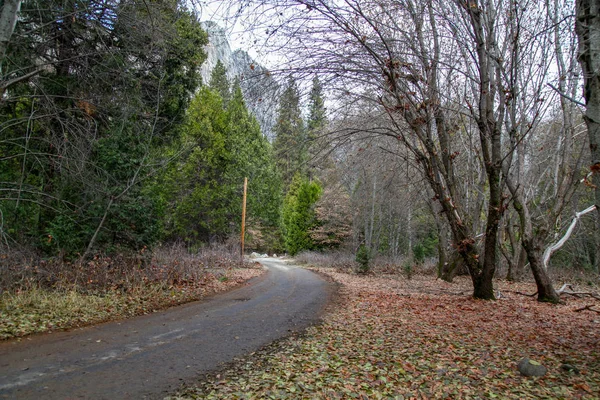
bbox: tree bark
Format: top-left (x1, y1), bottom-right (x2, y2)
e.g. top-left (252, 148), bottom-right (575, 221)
top-left (576, 0), bottom-right (600, 218)
top-left (507, 178), bottom-right (561, 303)
top-left (523, 238), bottom-right (561, 303)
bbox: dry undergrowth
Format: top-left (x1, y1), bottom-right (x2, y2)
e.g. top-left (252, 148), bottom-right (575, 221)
top-left (0, 245), bottom-right (265, 340)
top-left (172, 269), bottom-right (600, 400)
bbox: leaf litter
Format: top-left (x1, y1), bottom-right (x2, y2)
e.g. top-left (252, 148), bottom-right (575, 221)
top-left (170, 268), bottom-right (600, 399)
top-left (1, 267), bottom-right (264, 340)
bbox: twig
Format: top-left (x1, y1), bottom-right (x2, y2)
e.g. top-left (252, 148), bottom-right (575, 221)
top-left (504, 290), bottom-right (538, 297)
top-left (561, 291), bottom-right (600, 301)
top-left (547, 83), bottom-right (586, 107)
top-left (574, 305), bottom-right (600, 314)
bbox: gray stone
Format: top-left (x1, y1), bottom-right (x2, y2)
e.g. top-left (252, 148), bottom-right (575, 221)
top-left (518, 358), bottom-right (547, 377)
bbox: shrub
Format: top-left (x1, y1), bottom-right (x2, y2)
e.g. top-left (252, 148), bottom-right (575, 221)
top-left (355, 245), bottom-right (370, 274)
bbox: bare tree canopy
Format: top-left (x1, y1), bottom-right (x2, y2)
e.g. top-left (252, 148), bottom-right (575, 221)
top-left (213, 0), bottom-right (592, 300)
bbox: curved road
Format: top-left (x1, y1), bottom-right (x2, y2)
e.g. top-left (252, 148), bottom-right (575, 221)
top-left (0, 258), bottom-right (332, 399)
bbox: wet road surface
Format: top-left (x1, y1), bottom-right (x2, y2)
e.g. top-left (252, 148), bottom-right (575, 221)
top-left (0, 258), bottom-right (332, 399)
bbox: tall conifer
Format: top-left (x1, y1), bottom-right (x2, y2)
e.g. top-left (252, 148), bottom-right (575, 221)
top-left (273, 77), bottom-right (306, 186)
top-left (209, 60), bottom-right (231, 105)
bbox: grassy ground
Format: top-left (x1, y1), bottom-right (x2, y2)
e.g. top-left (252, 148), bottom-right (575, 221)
top-left (0, 246), bottom-right (265, 340)
top-left (169, 267), bottom-right (600, 400)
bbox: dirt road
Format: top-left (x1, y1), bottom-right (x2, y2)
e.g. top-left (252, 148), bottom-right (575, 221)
top-left (0, 258), bottom-right (332, 399)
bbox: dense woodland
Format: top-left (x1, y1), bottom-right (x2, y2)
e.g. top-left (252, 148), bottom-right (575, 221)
top-left (1, 0), bottom-right (600, 305)
top-left (216, 0), bottom-right (600, 302)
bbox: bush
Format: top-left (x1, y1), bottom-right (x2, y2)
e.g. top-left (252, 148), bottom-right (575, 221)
top-left (355, 245), bottom-right (370, 274)
top-left (403, 259), bottom-right (414, 280)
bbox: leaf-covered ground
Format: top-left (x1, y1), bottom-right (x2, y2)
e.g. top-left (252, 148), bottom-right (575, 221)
top-left (0, 266), bottom-right (264, 340)
top-left (171, 269), bottom-right (600, 399)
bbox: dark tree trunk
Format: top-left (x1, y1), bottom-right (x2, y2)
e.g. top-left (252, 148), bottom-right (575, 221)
top-left (515, 246), bottom-right (527, 280)
top-left (523, 239), bottom-right (561, 303)
top-left (505, 254), bottom-right (515, 282)
top-left (472, 270), bottom-right (496, 300)
top-left (440, 252), bottom-right (463, 283)
top-left (576, 0), bottom-right (600, 268)
top-left (460, 238), bottom-right (496, 300)
top-left (437, 229), bottom-right (448, 280)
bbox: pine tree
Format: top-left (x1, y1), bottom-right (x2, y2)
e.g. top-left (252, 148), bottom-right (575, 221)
top-left (225, 82), bottom-right (282, 228)
top-left (307, 75), bottom-right (326, 136)
top-left (209, 60), bottom-right (231, 105)
top-left (164, 87), bottom-right (230, 243)
top-left (161, 82), bottom-right (282, 245)
top-left (273, 77), bottom-right (306, 186)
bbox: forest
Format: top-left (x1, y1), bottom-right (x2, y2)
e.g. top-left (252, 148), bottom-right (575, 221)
top-left (1, 0), bottom-right (600, 314)
top-left (1, 0), bottom-right (600, 396)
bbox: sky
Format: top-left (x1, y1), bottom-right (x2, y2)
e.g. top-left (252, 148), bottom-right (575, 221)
top-left (194, 1), bottom-right (261, 60)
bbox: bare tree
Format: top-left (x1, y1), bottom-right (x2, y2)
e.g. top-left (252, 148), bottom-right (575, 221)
top-left (576, 0), bottom-right (600, 274)
top-left (222, 0), bottom-right (591, 299)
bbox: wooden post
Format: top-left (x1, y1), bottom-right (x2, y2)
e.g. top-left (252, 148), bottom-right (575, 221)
top-left (241, 177), bottom-right (248, 260)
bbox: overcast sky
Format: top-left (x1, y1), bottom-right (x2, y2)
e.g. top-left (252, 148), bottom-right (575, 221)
top-left (195, 1), bottom-right (262, 61)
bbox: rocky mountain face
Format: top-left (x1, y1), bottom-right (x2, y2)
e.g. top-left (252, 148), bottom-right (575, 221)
top-left (200, 21), bottom-right (279, 140)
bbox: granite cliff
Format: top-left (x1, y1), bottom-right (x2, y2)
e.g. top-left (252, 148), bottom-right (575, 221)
top-left (200, 21), bottom-right (279, 140)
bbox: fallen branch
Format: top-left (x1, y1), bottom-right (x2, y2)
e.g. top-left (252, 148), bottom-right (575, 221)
top-left (543, 205), bottom-right (597, 270)
top-left (503, 290), bottom-right (538, 297)
top-left (562, 291), bottom-right (600, 300)
top-left (557, 283), bottom-right (574, 294)
top-left (557, 283), bottom-right (600, 300)
top-left (574, 305), bottom-right (600, 314)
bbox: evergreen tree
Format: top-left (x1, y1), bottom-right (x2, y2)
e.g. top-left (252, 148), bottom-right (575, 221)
top-left (307, 75), bottom-right (326, 135)
top-left (161, 83), bottom-right (282, 246)
top-left (162, 87), bottom-right (230, 243)
top-left (226, 82), bottom-right (281, 228)
top-left (209, 60), bottom-right (231, 105)
top-left (281, 173), bottom-right (322, 255)
top-left (305, 75), bottom-right (327, 178)
top-left (273, 77), bottom-right (306, 186)
top-left (0, 0), bottom-right (207, 256)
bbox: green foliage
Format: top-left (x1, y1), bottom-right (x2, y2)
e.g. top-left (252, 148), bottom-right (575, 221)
top-left (227, 83), bottom-right (282, 227)
top-left (281, 174), bottom-right (322, 255)
top-left (413, 244), bottom-right (426, 264)
top-left (273, 78), bottom-right (306, 186)
top-left (355, 244), bottom-right (370, 274)
top-left (403, 259), bottom-right (414, 279)
top-left (307, 75), bottom-right (326, 135)
top-left (159, 82), bottom-right (282, 246)
top-left (209, 60), bottom-right (231, 105)
top-left (0, 0), bottom-right (207, 257)
top-left (414, 226), bottom-right (439, 263)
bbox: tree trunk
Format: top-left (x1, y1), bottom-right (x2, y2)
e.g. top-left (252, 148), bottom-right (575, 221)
top-left (440, 251), bottom-right (463, 283)
top-left (523, 238), bottom-right (561, 303)
top-left (515, 246), bottom-right (527, 280)
top-left (472, 269), bottom-right (496, 299)
top-left (436, 218), bottom-right (449, 280)
top-left (507, 178), bottom-right (561, 303)
top-left (576, 0), bottom-right (600, 220)
top-left (595, 215), bottom-right (600, 274)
